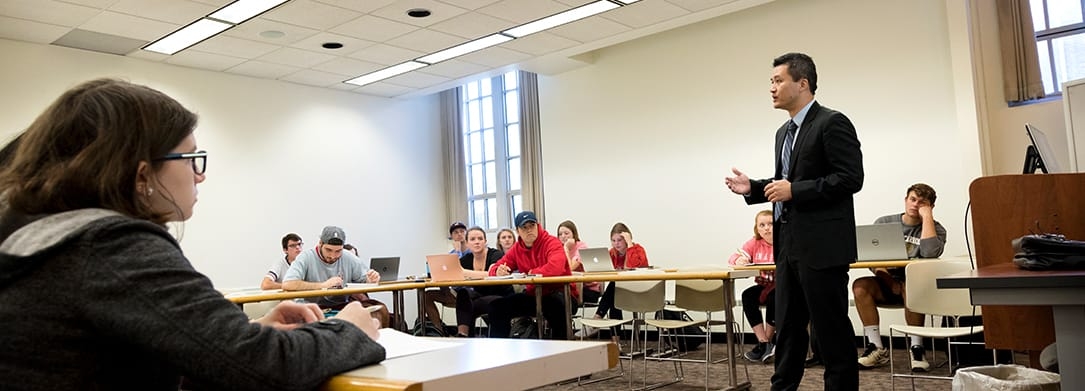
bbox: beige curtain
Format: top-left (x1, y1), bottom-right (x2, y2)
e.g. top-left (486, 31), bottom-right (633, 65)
top-left (517, 71), bottom-right (546, 225)
top-left (997, 0), bottom-right (1045, 102)
top-left (440, 88), bottom-right (468, 226)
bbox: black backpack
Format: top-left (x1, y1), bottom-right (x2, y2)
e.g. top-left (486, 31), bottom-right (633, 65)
top-left (411, 318), bottom-right (444, 337)
top-left (509, 316), bottom-right (538, 339)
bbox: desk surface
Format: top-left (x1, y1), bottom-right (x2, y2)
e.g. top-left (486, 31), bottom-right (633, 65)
top-left (937, 262), bottom-right (1085, 290)
top-left (226, 282), bottom-right (427, 304)
top-left (320, 337), bottom-right (618, 391)
top-left (733, 259), bottom-right (913, 271)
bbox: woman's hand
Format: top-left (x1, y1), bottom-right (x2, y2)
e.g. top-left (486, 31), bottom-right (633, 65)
top-left (252, 301), bottom-right (324, 330)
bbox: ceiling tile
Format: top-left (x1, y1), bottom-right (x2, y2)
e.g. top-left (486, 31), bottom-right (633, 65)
top-left (666, 0), bottom-right (738, 13)
top-left (385, 28), bottom-right (465, 54)
top-left (553, 0), bottom-right (594, 6)
top-left (330, 15), bottom-right (418, 43)
top-left (224, 18), bottom-right (320, 45)
top-left (355, 81), bottom-right (413, 97)
top-left (457, 45), bottom-right (530, 67)
top-left (602, 1), bottom-right (690, 28)
top-left (190, 35), bottom-right (280, 59)
top-left (106, 0), bottom-right (215, 25)
top-left (499, 31), bottom-right (579, 56)
top-left (79, 10), bottom-right (179, 41)
top-left (476, 0), bottom-right (569, 24)
top-left (370, 0), bottom-right (469, 27)
top-left (52, 28), bottom-right (146, 55)
top-left (0, 15), bottom-right (71, 44)
top-left (327, 82), bottom-right (359, 91)
top-left (0, 0), bottom-right (101, 27)
top-left (166, 49), bottom-right (247, 72)
top-left (421, 59), bottom-right (488, 79)
top-left (312, 57), bottom-right (386, 76)
top-left (280, 69), bottom-right (345, 87)
top-left (547, 14), bottom-right (632, 43)
top-left (226, 60), bottom-right (302, 79)
top-left (262, 0), bottom-right (363, 31)
top-left (288, 32), bottom-right (375, 54)
top-left (58, 0), bottom-right (121, 8)
top-left (257, 47), bottom-right (337, 68)
top-left (126, 48), bottom-right (170, 62)
top-left (189, 0), bottom-right (232, 6)
top-left (432, 0), bottom-right (502, 10)
top-left (427, 9), bottom-right (516, 39)
top-left (381, 70), bottom-right (449, 88)
top-left (312, 0), bottom-right (398, 13)
top-left (346, 43), bottom-right (423, 66)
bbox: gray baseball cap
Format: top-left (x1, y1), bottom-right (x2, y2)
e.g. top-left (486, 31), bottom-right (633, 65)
top-left (320, 226), bottom-right (346, 245)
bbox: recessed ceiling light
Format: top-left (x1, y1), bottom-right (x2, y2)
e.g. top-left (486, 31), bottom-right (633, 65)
top-left (259, 30), bottom-right (285, 39)
top-left (406, 8), bottom-right (431, 18)
top-left (322, 42), bottom-right (344, 49)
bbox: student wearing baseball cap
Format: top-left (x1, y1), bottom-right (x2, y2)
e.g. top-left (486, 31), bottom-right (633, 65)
top-left (487, 211), bottom-right (579, 339)
top-left (282, 226), bottom-right (389, 326)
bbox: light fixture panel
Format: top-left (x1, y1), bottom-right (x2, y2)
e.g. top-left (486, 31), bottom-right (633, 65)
top-left (144, 19), bottom-right (232, 55)
top-left (209, 0), bottom-right (290, 24)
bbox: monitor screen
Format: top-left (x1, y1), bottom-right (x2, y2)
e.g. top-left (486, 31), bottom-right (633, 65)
top-left (1025, 124), bottom-right (1065, 173)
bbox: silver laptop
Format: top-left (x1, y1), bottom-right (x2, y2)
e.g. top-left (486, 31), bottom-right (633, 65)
top-left (579, 247), bottom-right (617, 273)
top-left (370, 257), bottom-right (400, 281)
top-left (855, 224), bottom-right (909, 261)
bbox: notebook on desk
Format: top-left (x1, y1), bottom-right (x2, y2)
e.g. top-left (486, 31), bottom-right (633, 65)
top-left (579, 247), bottom-right (617, 273)
top-left (855, 223), bottom-right (909, 261)
top-left (426, 254), bottom-right (465, 282)
top-left (370, 257), bottom-right (400, 281)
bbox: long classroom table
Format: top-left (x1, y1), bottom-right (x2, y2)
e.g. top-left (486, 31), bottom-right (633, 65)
top-left (732, 259), bottom-right (913, 271)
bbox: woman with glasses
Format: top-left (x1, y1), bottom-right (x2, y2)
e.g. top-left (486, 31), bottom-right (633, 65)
top-left (0, 79), bottom-right (384, 390)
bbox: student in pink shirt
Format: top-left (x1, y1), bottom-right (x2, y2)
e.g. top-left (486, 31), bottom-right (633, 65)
top-left (729, 210), bottom-right (777, 363)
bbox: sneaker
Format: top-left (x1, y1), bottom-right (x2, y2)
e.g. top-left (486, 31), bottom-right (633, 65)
top-left (574, 325), bottom-right (599, 338)
top-left (910, 345), bottom-right (930, 372)
top-left (857, 343), bottom-right (889, 369)
top-left (761, 342), bottom-right (776, 363)
top-left (743, 343), bottom-right (765, 362)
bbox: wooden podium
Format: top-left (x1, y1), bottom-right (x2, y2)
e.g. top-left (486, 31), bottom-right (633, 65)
top-left (969, 173), bottom-right (1085, 354)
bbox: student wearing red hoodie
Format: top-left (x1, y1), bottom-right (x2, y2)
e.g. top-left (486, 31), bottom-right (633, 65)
top-left (488, 211), bottom-right (579, 339)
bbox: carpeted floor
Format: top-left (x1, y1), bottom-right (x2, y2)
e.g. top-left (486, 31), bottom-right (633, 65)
top-left (534, 341), bottom-right (1027, 391)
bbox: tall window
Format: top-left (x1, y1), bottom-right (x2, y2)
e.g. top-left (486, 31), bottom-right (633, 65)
top-left (1032, 0), bottom-right (1085, 94)
top-left (461, 72), bottom-right (523, 230)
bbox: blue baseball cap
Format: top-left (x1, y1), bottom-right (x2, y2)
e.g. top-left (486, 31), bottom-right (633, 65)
top-left (514, 211), bottom-right (538, 228)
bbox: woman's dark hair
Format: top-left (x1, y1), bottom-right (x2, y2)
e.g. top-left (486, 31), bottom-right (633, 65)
top-left (0, 79), bottom-right (197, 224)
top-left (557, 220), bottom-right (580, 242)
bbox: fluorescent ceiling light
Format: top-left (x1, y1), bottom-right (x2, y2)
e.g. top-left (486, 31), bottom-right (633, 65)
top-left (345, 61), bottom-right (428, 86)
top-left (209, 0), bottom-right (289, 24)
top-left (144, 19), bottom-right (232, 55)
top-left (503, 1), bottom-right (619, 38)
top-left (417, 34), bottom-right (513, 64)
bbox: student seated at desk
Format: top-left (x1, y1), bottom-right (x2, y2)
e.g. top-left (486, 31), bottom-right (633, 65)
top-left (261, 233), bottom-right (303, 290)
top-left (488, 211), bottom-right (579, 339)
top-left (852, 183), bottom-right (947, 372)
top-left (729, 210), bottom-right (777, 363)
top-left (577, 222), bottom-right (649, 339)
top-left (0, 79), bottom-right (384, 390)
top-left (496, 227), bottom-right (517, 253)
top-left (557, 220), bottom-right (596, 302)
top-left (283, 226), bottom-right (390, 327)
top-left (452, 227), bottom-right (513, 337)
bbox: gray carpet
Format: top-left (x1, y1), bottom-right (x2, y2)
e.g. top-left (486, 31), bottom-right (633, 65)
top-left (534, 342), bottom-right (1027, 391)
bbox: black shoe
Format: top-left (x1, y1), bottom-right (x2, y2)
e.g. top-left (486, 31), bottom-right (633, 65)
top-left (804, 356), bottom-right (823, 368)
top-left (743, 343), bottom-right (766, 362)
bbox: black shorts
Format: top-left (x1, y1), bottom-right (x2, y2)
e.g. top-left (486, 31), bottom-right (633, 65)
top-left (875, 276), bottom-right (905, 306)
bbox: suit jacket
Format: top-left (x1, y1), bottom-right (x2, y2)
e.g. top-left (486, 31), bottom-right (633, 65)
top-left (746, 101), bottom-right (864, 269)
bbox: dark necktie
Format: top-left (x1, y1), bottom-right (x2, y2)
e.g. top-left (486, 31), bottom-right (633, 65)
top-left (775, 120), bottom-right (798, 220)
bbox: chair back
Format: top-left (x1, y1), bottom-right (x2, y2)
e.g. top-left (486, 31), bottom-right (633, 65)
top-left (614, 279), bottom-right (666, 314)
top-left (675, 279), bottom-right (726, 313)
top-left (905, 260), bottom-right (980, 317)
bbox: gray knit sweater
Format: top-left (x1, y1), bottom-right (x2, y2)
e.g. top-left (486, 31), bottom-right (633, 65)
top-left (0, 208), bottom-right (385, 391)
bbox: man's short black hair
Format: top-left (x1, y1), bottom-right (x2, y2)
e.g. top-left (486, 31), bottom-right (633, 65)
top-left (281, 233), bottom-right (301, 249)
top-left (773, 52), bottom-right (818, 94)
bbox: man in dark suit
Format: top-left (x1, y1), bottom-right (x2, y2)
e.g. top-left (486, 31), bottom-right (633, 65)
top-left (726, 52), bottom-right (863, 391)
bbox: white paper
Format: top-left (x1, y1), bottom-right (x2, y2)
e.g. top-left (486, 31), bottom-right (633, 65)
top-left (376, 328), bottom-right (462, 359)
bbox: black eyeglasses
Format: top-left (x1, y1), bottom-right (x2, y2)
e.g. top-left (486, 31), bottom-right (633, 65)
top-left (154, 150), bottom-right (207, 175)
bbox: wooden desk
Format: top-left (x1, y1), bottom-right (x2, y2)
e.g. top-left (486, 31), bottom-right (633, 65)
top-left (320, 337), bottom-right (618, 391)
top-left (938, 263), bottom-right (1084, 389)
top-left (733, 259), bottom-right (913, 271)
top-left (226, 282), bottom-right (425, 330)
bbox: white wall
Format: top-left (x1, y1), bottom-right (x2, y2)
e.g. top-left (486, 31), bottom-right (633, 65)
top-left (0, 39), bottom-right (447, 301)
top-left (538, 0), bottom-right (984, 333)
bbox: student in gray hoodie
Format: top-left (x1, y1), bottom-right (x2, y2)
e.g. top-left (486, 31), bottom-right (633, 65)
top-left (0, 78), bottom-right (385, 391)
